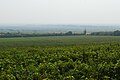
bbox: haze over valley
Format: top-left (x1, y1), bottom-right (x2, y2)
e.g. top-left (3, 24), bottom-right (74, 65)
top-left (0, 24), bottom-right (120, 33)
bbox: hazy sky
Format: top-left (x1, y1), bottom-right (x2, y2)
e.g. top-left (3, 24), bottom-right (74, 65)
top-left (0, 0), bottom-right (120, 24)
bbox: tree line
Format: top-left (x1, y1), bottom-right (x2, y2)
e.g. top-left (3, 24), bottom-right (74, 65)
top-left (91, 30), bottom-right (120, 36)
top-left (0, 30), bottom-right (120, 38)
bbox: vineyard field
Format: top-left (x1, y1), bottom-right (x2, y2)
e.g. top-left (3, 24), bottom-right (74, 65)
top-left (0, 36), bottom-right (120, 48)
top-left (1, 36), bottom-right (120, 80)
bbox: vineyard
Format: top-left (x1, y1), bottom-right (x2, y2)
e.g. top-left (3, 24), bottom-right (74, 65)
top-left (1, 36), bottom-right (120, 80)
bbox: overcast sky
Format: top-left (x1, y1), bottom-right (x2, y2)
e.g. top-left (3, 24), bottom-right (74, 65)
top-left (0, 0), bottom-right (120, 24)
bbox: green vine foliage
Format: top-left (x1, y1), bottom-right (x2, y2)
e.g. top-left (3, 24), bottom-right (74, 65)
top-left (1, 44), bottom-right (120, 80)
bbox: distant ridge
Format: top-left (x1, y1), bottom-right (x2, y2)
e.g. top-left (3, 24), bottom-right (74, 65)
top-left (0, 24), bottom-right (120, 33)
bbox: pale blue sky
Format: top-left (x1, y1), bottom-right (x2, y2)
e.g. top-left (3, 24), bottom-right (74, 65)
top-left (0, 0), bottom-right (120, 24)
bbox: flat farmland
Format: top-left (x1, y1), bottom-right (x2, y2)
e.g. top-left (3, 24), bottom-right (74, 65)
top-left (0, 36), bottom-right (120, 48)
top-left (1, 36), bottom-right (120, 79)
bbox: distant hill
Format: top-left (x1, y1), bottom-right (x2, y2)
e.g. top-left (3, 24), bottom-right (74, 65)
top-left (0, 24), bottom-right (120, 33)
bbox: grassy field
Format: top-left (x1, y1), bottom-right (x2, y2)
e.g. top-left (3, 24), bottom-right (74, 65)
top-left (0, 36), bottom-right (120, 48)
top-left (1, 36), bottom-right (120, 80)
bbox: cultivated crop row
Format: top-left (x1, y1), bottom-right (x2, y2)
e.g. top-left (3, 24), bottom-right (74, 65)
top-left (0, 44), bottom-right (120, 79)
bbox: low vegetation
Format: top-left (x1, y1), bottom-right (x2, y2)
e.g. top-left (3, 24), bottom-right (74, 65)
top-left (1, 36), bottom-right (120, 80)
